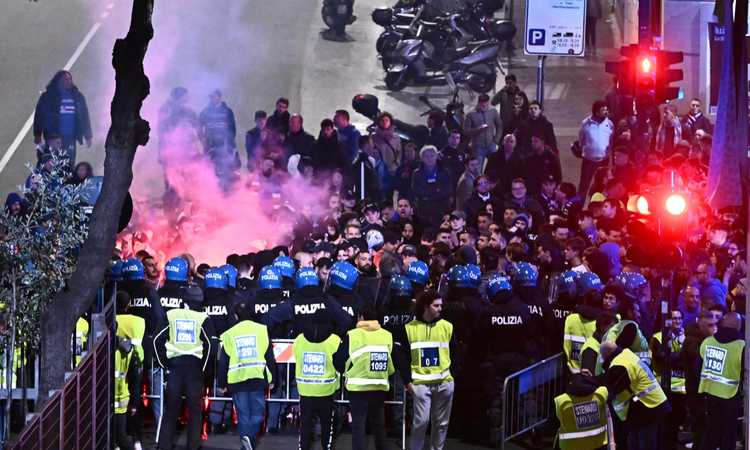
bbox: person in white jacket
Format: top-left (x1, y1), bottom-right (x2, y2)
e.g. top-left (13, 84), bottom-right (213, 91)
top-left (578, 100), bottom-right (614, 200)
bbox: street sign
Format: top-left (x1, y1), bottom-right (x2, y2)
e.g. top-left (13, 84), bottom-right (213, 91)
top-left (524, 0), bottom-right (587, 56)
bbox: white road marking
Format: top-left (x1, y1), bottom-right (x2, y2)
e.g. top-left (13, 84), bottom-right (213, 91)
top-left (0, 22), bottom-right (102, 175)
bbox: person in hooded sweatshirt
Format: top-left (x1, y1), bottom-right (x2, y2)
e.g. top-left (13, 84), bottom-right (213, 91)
top-left (553, 374), bottom-right (609, 450)
top-left (119, 258), bottom-right (164, 446)
top-left (697, 312), bottom-right (744, 450)
top-left (293, 308), bottom-right (344, 450)
top-left (471, 274), bottom-right (532, 446)
top-left (379, 275), bottom-right (415, 437)
top-left (563, 273), bottom-right (604, 374)
top-left (511, 262), bottom-right (554, 360)
top-left (326, 261), bottom-right (366, 329)
top-left (202, 268), bottom-right (234, 433)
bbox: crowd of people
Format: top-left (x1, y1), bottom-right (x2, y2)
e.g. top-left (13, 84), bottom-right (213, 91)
top-left (2, 61), bottom-right (744, 450)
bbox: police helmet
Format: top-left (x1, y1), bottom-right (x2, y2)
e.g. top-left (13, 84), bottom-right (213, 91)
top-left (448, 265), bottom-right (471, 288)
top-left (557, 270), bottom-right (579, 297)
top-left (273, 256), bottom-right (295, 279)
top-left (111, 259), bottom-right (125, 282)
top-left (204, 268), bottom-right (228, 290)
top-left (577, 272), bottom-right (604, 294)
top-left (122, 258), bottom-right (145, 281)
top-left (295, 267), bottom-right (320, 289)
top-left (164, 257), bottom-right (189, 282)
top-left (511, 262), bottom-right (538, 287)
top-left (330, 261), bottom-right (359, 291)
top-left (465, 264), bottom-right (481, 288)
top-left (221, 264), bottom-right (238, 289)
top-left (259, 265), bottom-right (283, 290)
top-left (614, 271), bottom-right (648, 299)
top-left (389, 275), bottom-right (413, 297)
top-left (406, 260), bottom-right (429, 286)
top-left (487, 274), bottom-right (512, 297)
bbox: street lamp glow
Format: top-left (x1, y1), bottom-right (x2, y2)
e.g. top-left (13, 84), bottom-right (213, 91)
top-left (665, 194), bottom-right (687, 216)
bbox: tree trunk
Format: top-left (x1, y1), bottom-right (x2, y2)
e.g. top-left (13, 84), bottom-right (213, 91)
top-left (38, 0), bottom-right (154, 406)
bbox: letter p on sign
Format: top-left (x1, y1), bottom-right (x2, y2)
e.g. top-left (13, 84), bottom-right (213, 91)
top-left (529, 29), bottom-right (545, 46)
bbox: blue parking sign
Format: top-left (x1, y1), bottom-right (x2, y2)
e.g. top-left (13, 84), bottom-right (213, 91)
top-left (528, 29), bottom-right (545, 46)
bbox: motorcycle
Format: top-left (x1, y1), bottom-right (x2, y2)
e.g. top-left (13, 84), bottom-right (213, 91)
top-left (382, 36), bottom-right (501, 93)
top-left (322, 0), bottom-right (356, 32)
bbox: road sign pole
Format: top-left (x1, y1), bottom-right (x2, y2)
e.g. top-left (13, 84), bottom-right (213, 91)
top-left (536, 56), bottom-right (546, 106)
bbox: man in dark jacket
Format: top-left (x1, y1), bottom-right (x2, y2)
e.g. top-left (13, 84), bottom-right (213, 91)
top-left (523, 133), bottom-right (562, 196)
top-left (411, 145), bottom-right (453, 227)
top-left (33, 70), bottom-right (92, 166)
top-left (463, 175), bottom-right (503, 229)
top-left (245, 111), bottom-right (267, 170)
top-left (285, 114), bottom-right (316, 159)
top-left (517, 101), bottom-right (558, 153)
top-left (267, 97), bottom-right (290, 136)
top-left (199, 90), bottom-right (237, 152)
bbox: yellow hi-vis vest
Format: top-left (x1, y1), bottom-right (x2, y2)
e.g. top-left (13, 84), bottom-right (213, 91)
top-left (603, 320), bottom-right (652, 365)
top-left (220, 320), bottom-right (272, 385)
top-left (554, 386), bottom-right (609, 450)
top-left (344, 323), bottom-right (395, 392)
top-left (563, 313), bottom-right (596, 374)
top-left (406, 319), bottom-right (453, 384)
top-left (114, 314), bottom-right (145, 414)
top-left (610, 348), bottom-right (667, 421)
top-left (166, 309), bottom-right (207, 360)
top-left (293, 333), bottom-right (341, 397)
top-left (0, 347), bottom-right (22, 390)
top-left (651, 332), bottom-right (686, 394)
top-left (117, 314), bottom-right (146, 363)
top-left (74, 317), bottom-right (90, 367)
top-left (580, 335), bottom-right (603, 376)
top-left (698, 336), bottom-right (744, 399)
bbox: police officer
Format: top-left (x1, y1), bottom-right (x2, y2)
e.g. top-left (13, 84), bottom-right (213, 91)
top-left (114, 291), bottom-right (145, 450)
top-left (327, 261), bottom-right (365, 328)
top-left (203, 268), bottom-right (233, 433)
top-left (221, 263), bottom-right (239, 296)
top-left (273, 255), bottom-right (296, 300)
top-left (379, 275), bottom-right (415, 437)
top-left (217, 300), bottom-right (277, 450)
top-left (553, 374), bottom-right (609, 450)
top-left (549, 271), bottom-right (579, 354)
top-left (264, 268), bottom-right (351, 338)
top-left (698, 312), bottom-right (744, 450)
top-left (650, 309), bottom-right (686, 450)
top-left (158, 257), bottom-right (191, 313)
top-left (614, 271), bottom-right (654, 337)
top-left (601, 341), bottom-right (670, 450)
top-left (333, 306), bottom-right (403, 450)
top-left (293, 307), bottom-right (343, 450)
top-left (405, 260), bottom-right (429, 296)
top-left (511, 262), bottom-right (552, 359)
top-left (121, 257), bottom-right (165, 439)
top-left (473, 274), bottom-right (531, 445)
top-left (406, 290), bottom-right (454, 450)
top-left (563, 273), bottom-right (602, 374)
top-left (153, 285), bottom-right (216, 450)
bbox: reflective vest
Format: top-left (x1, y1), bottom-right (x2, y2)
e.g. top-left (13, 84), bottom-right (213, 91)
top-left (563, 313), bottom-right (596, 373)
top-left (74, 317), bottom-right (90, 367)
top-left (220, 320), bottom-right (272, 385)
top-left (698, 336), bottom-right (744, 399)
top-left (651, 332), bottom-right (685, 394)
top-left (554, 386), bottom-right (609, 450)
top-left (166, 309), bottom-right (207, 360)
top-left (603, 320), bottom-right (652, 365)
top-left (114, 314), bottom-right (145, 414)
top-left (406, 319), bottom-right (453, 384)
top-left (610, 348), bottom-right (667, 421)
top-left (580, 335), bottom-right (603, 376)
top-left (293, 333), bottom-right (341, 397)
top-left (344, 324), bottom-right (395, 392)
top-left (0, 347), bottom-right (22, 390)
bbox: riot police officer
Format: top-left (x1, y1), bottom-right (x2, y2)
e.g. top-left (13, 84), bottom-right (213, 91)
top-left (247, 266), bottom-right (289, 337)
top-left (405, 260), bottom-right (429, 296)
top-left (273, 255), bottom-right (296, 300)
top-left (326, 261), bottom-right (365, 329)
top-left (158, 257), bottom-right (192, 313)
top-left (511, 262), bottom-right (552, 359)
top-left (203, 268), bottom-right (234, 433)
top-left (549, 271), bottom-right (579, 354)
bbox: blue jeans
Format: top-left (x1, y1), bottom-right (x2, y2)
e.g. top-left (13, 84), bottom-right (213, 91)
top-left (472, 143), bottom-right (497, 173)
top-left (233, 389), bottom-right (266, 447)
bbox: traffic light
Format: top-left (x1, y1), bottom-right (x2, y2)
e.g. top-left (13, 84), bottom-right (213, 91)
top-left (605, 45), bottom-right (684, 104)
top-left (654, 50), bottom-right (684, 104)
top-left (635, 51), bottom-right (657, 101)
top-left (631, 190), bottom-right (688, 218)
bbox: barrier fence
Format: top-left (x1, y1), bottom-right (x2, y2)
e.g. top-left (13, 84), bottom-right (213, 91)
top-left (147, 338), bottom-right (408, 449)
top-left (501, 352), bottom-right (566, 449)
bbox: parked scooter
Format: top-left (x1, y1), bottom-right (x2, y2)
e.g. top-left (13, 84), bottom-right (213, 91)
top-left (322, 0), bottom-right (357, 37)
top-left (418, 75), bottom-right (466, 132)
top-left (351, 93), bottom-right (430, 147)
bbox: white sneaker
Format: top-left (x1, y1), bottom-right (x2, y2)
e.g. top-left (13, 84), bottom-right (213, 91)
top-left (241, 436), bottom-right (253, 450)
top-left (134, 442), bottom-right (143, 450)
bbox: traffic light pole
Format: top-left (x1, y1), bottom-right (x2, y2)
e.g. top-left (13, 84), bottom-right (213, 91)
top-left (536, 56), bottom-right (546, 106)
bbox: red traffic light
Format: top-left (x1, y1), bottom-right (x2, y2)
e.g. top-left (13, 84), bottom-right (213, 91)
top-left (665, 193), bottom-right (687, 216)
top-left (639, 55), bottom-right (654, 73)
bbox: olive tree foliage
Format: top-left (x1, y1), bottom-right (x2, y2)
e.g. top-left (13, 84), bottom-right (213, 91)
top-left (0, 152), bottom-right (88, 351)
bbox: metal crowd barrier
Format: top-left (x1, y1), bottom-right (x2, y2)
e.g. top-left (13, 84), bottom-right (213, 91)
top-left (147, 338), bottom-right (407, 449)
top-left (501, 353), bottom-right (566, 449)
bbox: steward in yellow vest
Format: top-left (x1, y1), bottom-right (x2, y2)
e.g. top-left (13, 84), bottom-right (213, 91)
top-left (601, 342), bottom-right (670, 450)
top-left (554, 375), bottom-right (609, 450)
top-left (113, 291), bottom-right (145, 450)
top-left (697, 313), bottom-right (744, 450)
top-left (293, 311), bottom-right (343, 450)
top-left (332, 308), bottom-right (408, 450)
top-left (217, 301), bottom-right (277, 450)
top-left (580, 311), bottom-right (617, 377)
top-left (563, 303), bottom-right (599, 374)
top-left (153, 285), bottom-right (215, 450)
